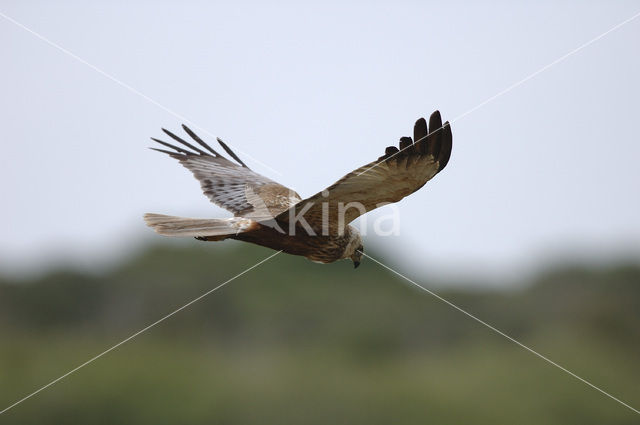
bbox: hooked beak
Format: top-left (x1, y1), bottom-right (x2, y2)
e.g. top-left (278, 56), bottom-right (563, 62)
top-left (353, 261), bottom-right (360, 269)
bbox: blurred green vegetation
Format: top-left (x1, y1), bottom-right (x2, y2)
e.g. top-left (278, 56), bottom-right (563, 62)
top-left (1, 242), bottom-right (639, 424)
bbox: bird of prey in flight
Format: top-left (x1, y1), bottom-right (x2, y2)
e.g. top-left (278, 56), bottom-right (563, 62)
top-left (144, 111), bottom-right (452, 268)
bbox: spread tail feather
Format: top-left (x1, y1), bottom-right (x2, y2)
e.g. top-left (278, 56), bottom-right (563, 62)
top-left (143, 213), bottom-right (253, 240)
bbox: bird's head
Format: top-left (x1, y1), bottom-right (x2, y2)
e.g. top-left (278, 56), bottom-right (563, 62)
top-left (351, 244), bottom-right (364, 269)
top-left (345, 229), bottom-right (364, 269)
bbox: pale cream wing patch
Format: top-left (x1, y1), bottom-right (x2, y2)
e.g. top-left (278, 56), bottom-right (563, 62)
top-left (243, 184), bottom-right (301, 226)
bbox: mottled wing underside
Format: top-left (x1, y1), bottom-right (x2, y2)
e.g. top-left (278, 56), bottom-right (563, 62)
top-left (151, 125), bottom-right (301, 218)
top-left (275, 111), bottom-right (452, 233)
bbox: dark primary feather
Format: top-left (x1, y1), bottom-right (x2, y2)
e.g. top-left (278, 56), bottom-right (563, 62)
top-left (150, 137), bottom-right (192, 155)
top-left (429, 111), bottom-right (443, 136)
top-left (217, 137), bottom-right (248, 168)
top-left (413, 117), bottom-right (428, 148)
top-left (399, 136), bottom-right (413, 153)
top-left (161, 128), bottom-right (209, 156)
top-left (383, 146), bottom-right (399, 158)
top-left (181, 124), bottom-right (222, 157)
top-left (424, 111), bottom-right (443, 158)
top-left (150, 147), bottom-right (179, 156)
top-left (438, 122), bottom-right (452, 171)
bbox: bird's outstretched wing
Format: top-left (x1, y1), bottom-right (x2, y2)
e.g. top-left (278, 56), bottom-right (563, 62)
top-left (275, 111), bottom-right (452, 234)
top-left (151, 125), bottom-right (301, 219)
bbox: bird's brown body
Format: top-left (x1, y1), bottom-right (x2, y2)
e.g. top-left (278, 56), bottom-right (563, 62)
top-left (226, 223), bottom-right (356, 263)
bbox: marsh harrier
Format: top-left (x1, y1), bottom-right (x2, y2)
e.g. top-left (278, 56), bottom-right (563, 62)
top-left (144, 111), bottom-right (452, 267)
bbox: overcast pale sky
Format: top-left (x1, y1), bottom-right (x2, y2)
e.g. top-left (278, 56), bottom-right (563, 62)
top-left (1, 1), bottom-right (639, 282)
